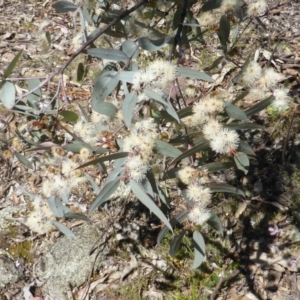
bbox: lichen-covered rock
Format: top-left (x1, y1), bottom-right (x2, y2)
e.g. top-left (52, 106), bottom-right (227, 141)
top-left (0, 254), bottom-right (20, 288)
top-left (35, 224), bottom-right (107, 299)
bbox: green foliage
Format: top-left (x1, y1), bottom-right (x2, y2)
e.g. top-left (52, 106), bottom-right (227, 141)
top-left (0, 0), bottom-right (291, 276)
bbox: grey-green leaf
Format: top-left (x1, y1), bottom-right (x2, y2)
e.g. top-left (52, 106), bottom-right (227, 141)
top-left (111, 71), bottom-right (137, 83)
top-left (234, 152), bottom-right (250, 174)
top-left (3, 50), bottom-right (23, 79)
top-left (155, 140), bottom-right (188, 162)
top-left (92, 71), bottom-right (119, 104)
top-left (207, 183), bottom-right (245, 196)
top-left (15, 152), bottom-right (33, 170)
top-left (59, 111), bottom-right (78, 123)
top-left (171, 139), bottom-right (210, 165)
top-left (87, 48), bottom-right (128, 62)
top-left (85, 173), bottom-right (100, 194)
top-left (238, 140), bottom-right (256, 156)
top-left (77, 62), bottom-right (85, 81)
top-left (138, 36), bottom-right (172, 51)
top-left (52, 0), bottom-right (77, 12)
top-left (170, 230), bottom-right (187, 257)
top-left (224, 101), bottom-right (248, 120)
top-left (27, 79), bottom-right (42, 106)
top-left (89, 177), bottom-right (121, 215)
top-left (130, 179), bottom-right (172, 231)
top-left (48, 196), bottom-right (64, 218)
top-left (177, 67), bottom-right (214, 82)
top-left (224, 123), bottom-right (264, 130)
top-left (93, 101), bottom-right (117, 117)
top-left (245, 95), bottom-right (274, 117)
top-left (203, 161), bottom-right (235, 173)
top-left (122, 92), bottom-right (137, 128)
top-left (207, 212), bottom-right (223, 235)
top-left (121, 40), bottom-right (139, 59)
top-left (157, 211), bottom-right (189, 244)
top-left (192, 231), bottom-right (206, 269)
top-left (77, 152), bottom-right (129, 169)
top-left (0, 81), bottom-right (15, 109)
top-left (52, 221), bottom-right (75, 237)
top-left (218, 15), bottom-right (230, 53)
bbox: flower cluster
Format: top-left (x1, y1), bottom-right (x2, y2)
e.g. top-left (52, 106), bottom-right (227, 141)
top-left (187, 182), bottom-right (212, 226)
top-left (123, 118), bottom-right (159, 182)
top-left (132, 60), bottom-right (177, 90)
top-left (242, 60), bottom-right (291, 112)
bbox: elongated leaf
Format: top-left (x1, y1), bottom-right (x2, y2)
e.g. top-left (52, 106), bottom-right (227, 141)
top-left (52, 221), bottom-right (75, 237)
top-left (232, 53), bottom-right (253, 84)
top-left (155, 140), bottom-right (188, 163)
top-left (106, 166), bottom-right (125, 183)
top-left (89, 177), bottom-right (120, 215)
top-left (202, 0), bottom-right (222, 11)
top-left (48, 196), bottom-right (64, 218)
top-left (77, 62), bottom-right (85, 81)
top-left (130, 180), bottom-right (172, 231)
top-left (85, 173), bottom-right (100, 194)
top-left (207, 212), bottom-right (223, 235)
top-left (27, 79), bottom-right (42, 105)
top-left (170, 230), bottom-right (187, 257)
top-left (15, 152), bottom-right (33, 170)
top-left (218, 15), bottom-right (230, 53)
top-left (224, 102), bottom-right (248, 120)
top-left (238, 140), bottom-right (256, 156)
top-left (157, 211), bottom-right (189, 244)
top-left (3, 50), bottom-right (23, 79)
top-left (203, 161), bottom-right (235, 172)
top-left (144, 89), bottom-right (180, 123)
top-left (207, 183), bottom-right (245, 196)
top-left (92, 71), bottom-right (118, 104)
top-left (141, 177), bottom-right (154, 197)
top-left (93, 102), bottom-right (117, 117)
top-left (87, 48), bottom-right (128, 61)
top-left (111, 71), bottom-right (137, 83)
top-left (52, 0), bottom-right (77, 12)
top-left (162, 167), bottom-right (180, 180)
top-left (192, 231), bottom-right (206, 269)
top-left (144, 89), bottom-right (167, 105)
top-left (234, 152), bottom-right (250, 174)
top-left (171, 139), bottom-right (210, 165)
top-left (138, 36), bottom-right (172, 51)
top-left (59, 111), bottom-right (78, 123)
top-left (157, 185), bottom-right (170, 207)
top-left (64, 212), bottom-right (90, 222)
top-left (0, 81), bottom-right (15, 109)
top-left (177, 67), bottom-right (214, 82)
top-left (121, 40), bottom-right (139, 59)
top-left (122, 92), bottom-right (137, 128)
top-left (77, 152), bottom-right (128, 169)
top-left (224, 123), bottom-right (264, 130)
top-left (178, 106), bottom-right (193, 119)
top-left (245, 95), bottom-right (274, 117)
top-left (77, 104), bottom-right (89, 122)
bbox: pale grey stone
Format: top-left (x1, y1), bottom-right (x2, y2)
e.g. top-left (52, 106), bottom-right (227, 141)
top-left (35, 224), bottom-right (107, 300)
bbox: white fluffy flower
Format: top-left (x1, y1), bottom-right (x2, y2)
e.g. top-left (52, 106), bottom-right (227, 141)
top-left (247, 0), bottom-right (267, 16)
top-left (187, 183), bottom-right (212, 204)
top-left (259, 68), bottom-right (279, 88)
top-left (178, 166), bottom-right (196, 185)
top-left (242, 61), bottom-right (262, 87)
top-left (272, 87), bottom-right (291, 111)
top-left (197, 12), bottom-right (215, 27)
top-left (210, 128), bottom-right (239, 154)
top-left (188, 205), bottom-right (211, 226)
top-left (202, 119), bottom-right (222, 140)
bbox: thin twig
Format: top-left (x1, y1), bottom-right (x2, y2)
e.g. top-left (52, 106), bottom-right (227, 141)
top-left (167, 0), bottom-right (188, 61)
top-left (15, 0), bottom-right (149, 103)
top-left (210, 269), bottom-right (241, 300)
